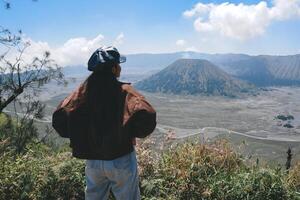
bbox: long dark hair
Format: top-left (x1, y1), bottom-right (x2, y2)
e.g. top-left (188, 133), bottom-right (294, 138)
top-left (86, 65), bottom-right (123, 151)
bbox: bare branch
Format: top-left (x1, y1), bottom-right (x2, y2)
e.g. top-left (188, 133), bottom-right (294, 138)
top-left (0, 32), bottom-right (65, 113)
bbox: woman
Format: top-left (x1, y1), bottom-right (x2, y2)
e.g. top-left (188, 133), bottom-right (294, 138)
top-left (84, 47), bottom-right (140, 200)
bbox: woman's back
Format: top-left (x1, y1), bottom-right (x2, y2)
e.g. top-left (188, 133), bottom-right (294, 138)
top-left (85, 71), bottom-right (133, 160)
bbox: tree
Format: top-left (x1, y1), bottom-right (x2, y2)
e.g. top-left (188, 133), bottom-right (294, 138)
top-left (0, 2), bottom-right (66, 154)
top-left (0, 29), bottom-right (65, 113)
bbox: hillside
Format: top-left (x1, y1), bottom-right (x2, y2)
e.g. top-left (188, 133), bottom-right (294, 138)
top-left (135, 59), bottom-right (253, 96)
top-left (220, 55), bottom-right (300, 86)
top-left (1, 137), bottom-right (299, 200)
top-left (219, 57), bottom-right (275, 86)
top-left (1, 97), bottom-right (300, 199)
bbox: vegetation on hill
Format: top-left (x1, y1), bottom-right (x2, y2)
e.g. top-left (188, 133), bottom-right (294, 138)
top-left (1, 115), bottom-right (300, 200)
top-left (276, 115), bottom-right (295, 121)
top-left (138, 139), bottom-right (300, 200)
top-left (275, 114), bottom-right (295, 129)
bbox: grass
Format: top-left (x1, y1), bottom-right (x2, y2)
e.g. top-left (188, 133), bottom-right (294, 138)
top-left (0, 121), bottom-right (300, 199)
top-left (0, 113), bottom-right (8, 128)
top-left (137, 139), bottom-right (300, 199)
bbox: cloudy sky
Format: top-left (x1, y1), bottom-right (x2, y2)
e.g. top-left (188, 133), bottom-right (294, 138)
top-left (1, 0), bottom-right (300, 66)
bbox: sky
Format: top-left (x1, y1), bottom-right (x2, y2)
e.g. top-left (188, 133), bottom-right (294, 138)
top-left (1, 0), bottom-right (300, 66)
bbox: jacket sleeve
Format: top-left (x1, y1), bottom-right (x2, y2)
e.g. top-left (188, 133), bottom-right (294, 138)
top-left (128, 110), bottom-right (156, 138)
top-left (122, 85), bottom-right (157, 138)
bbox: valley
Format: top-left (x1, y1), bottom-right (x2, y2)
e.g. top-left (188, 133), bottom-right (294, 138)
top-left (23, 78), bottom-right (300, 164)
top-left (4, 52), bottom-right (300, 165)
top-left (146, 87), bottom-right (300, 141)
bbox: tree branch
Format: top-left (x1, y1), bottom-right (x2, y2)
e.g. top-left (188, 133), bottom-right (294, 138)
top-left (0, 87), bottom-right (23, 113)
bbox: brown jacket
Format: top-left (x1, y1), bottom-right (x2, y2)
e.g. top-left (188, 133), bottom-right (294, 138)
top-left (52, 80), bottom-right (156, 160)
top-left (122, 84), bottom-right (156, 138)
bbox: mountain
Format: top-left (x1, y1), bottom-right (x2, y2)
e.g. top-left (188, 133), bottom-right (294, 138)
top-left (62, 53), bottom-right (300, 87)
top-left (135, 59), bottom-right (254, 96)
top-left (262, 55), bottom-right (300, 85)
top-left (62, 65), bottom-right (90, 78)
top-left (219, 57), bottom-right (275, 86)
top-left (220, 55), bottom-right (300, 86)
top-left (122, 52), bottom-right (250, 73)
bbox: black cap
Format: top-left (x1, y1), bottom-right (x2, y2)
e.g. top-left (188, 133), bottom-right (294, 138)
top-left (87, 46), bottom-right (126, 71)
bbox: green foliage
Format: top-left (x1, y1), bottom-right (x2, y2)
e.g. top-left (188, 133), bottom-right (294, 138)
top-left (287, 162), bottom-right (300, 192)
top-left (0, 113), bottom-right (14, 154)
top-left (0, 143), bottom-right (85, 200)
top-left (0, 138), bottom-right (299, 199)
top-left (283, 123), bottom-right (294, 128)
top-left (276, 114), bottom-right (295, 121)
top-left (139, 140), bottom-right (300, 200)
top-left (208, 169), bottom-right (290, 200)
top-left (0, 113), bottom-right (38, 154)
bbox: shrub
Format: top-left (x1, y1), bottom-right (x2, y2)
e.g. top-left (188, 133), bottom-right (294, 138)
top-left (283, 123), bottom-right (294, 128)
top-left (276, 114), bottom-right (295, 121)
top-left (139, 140), bottom-right (299, 200)
top-left (208, 169), bottom-right (291, 200)
top-left (1, 139), bottom-right (300, 199)
top-left (0, 113), bottom-right (39, 154)
top-left (0, 143), bottom-right (85, 200)
top-left (287, 161), bottom-right (300, 192)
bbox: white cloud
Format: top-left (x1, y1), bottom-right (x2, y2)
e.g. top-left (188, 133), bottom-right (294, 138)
top-left (183, 3), bottom-right (214, 18)
top-left (183, 0), bottom-right (300, 40)
top-left (270, 0), bottom-right (300, 19)
top-left (176, 39), bottom-right (186, 46)
top-left (113, 32), bottom-right (124, 47)
top-left (14, 34), bottom-right (105, 67)
top-left (185, 46), bottom-right (199, 52)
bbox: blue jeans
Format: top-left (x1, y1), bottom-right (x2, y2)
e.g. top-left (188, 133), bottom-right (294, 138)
top-left (85, 150), bottom-right (140, 200)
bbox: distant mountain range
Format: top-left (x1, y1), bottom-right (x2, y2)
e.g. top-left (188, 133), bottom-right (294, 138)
top-left (63, 52), bottom-right (300, 87)
top-left (135, 59), bottom-right (254, 96)
top-left (124, 52), bottom-right (300, 86)
top-left (123, 52), bottom-right (251, 71)
top-left (62, 66), bottom-right (90, 77)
